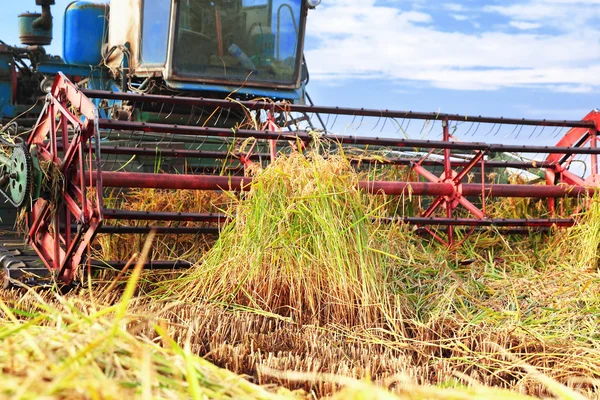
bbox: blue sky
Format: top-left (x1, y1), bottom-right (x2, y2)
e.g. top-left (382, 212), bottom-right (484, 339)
top-left (1, 0), bottom-right (598, 126)
top-left (302, 0), bottom-right (600, 120)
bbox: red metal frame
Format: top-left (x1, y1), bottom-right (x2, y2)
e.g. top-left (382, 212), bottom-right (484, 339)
top-left (544, 111), bottom-right (600, 214)
top-left (27, 73), bottom-right (104, 283)
top-left (22, 75), bottom-right (600, 282)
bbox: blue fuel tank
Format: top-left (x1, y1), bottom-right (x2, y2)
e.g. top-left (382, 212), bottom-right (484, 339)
top-left (63, 2), bottom-right (109, 66)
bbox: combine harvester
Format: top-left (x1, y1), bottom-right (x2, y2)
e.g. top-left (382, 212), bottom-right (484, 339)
top-left (0, 0), bottom-right (598, 286)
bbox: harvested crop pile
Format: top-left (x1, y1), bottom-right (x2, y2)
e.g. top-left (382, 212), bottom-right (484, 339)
top-left (162, 152), bottom-right (406, 326)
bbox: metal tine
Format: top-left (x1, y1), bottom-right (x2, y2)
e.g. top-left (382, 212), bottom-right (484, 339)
top-left (528, 126), bottom-right (538, 139)
top-left (350, 114), bottom-right (357, 131)
top-left (196, 106), bottom-right (205, 125)
top-left (135, 128), bottom-right (149, 148)
top-left (324, 112), bottom-right (331, 131)
top-left (553, 126), bottom-right (566, 139)
top-left (483, 123), bottom-right (497, 137)
top-left (167, 128), bottom-right (176, 146)
top-left (186, 105), bottom-right (196, 126)
top-left (504, 124), bottom-right (519, 138)
top-left (462, 121), bottom-right (475, 137)
top-left (167, 102), bottom-right (190, 147)
top-left (379, 116), bottom-right (388, 133)
top-left (426, 119), bottom-right (437, 138)
top-left (213, 107), bottom-right (224, 126)
top-left (548, 125), bottom-right (560, 139)
top-left (223, 107), bottom-right (232, 126)
top-left (404, 119), bottom-right (412, 136)
top-left (470, 122), bottom-right (481, 138)
top-left (157, 102), bottom-right (165, 120)
top-left (329, 113), bottom-right (339, 132)
top-left (196, 107), bottom-right (221, 150)
top-left (493, 124), bottom-right (502, 137)
top-left (394, 118), bottom-right (405, 134)
top-left (190, 108), bottom-right (206, 148)
top-left (371, 114), bottom-right (382, 132)
top-left (418, 119), bottom-right (429, 138)
top-left (430, 120), bottom-right (440, 139)
top-left (513, 124), bottom-right (524, 139)
top-left (156, 104), bottom-right (177, 146)
top-left (126, 125), bottom-right (135, 145)
top-left (448, 121), bottom-right (457, 137)
top-left (535, 126), bottom-right (546, 138)
top-left (165, 103), bottom-right (176, 120)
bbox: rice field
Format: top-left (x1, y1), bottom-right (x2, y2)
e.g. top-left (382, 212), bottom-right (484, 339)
top-left (1, 150), bottom-right (600, 399)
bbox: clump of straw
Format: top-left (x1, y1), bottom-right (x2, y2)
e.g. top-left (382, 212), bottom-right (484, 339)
top-left (549, 196), bottom-right (600, 269)
top-left (163, 152), bottom-right (402, 326)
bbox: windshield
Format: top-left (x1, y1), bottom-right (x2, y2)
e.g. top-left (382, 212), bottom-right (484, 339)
top-left (173, 0), bottom-right (303, 87)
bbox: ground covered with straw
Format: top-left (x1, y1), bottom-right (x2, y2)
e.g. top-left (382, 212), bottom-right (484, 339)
top-left (1, 150), bottom-right (600, 399)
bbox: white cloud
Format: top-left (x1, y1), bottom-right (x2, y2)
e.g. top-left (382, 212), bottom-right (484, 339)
top-left (442, 3), bottom-right (465, 12)
top-left (305, 0), bottom-right (600, 92)
top-left (484, 0), bottom-right (600, 30)
top-left (509, 21), bottom-right (541, 30)
top-left (451, 14), bottom-right (469, 21)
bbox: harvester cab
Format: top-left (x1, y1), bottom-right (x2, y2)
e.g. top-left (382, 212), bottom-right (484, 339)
top-left (106, 0), bottom-right (308, 102)
top-left (0, 0), bottom-right (311, 122)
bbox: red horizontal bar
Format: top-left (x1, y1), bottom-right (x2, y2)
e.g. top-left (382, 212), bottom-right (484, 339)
top-left (93, 172), bottom-right (598, 199)
top-left (97, 172), bottom-right (457, 196)
top-left (98, 172), bottom-right (249, 191)
top-left (461, 184), bottom-right (593, 198)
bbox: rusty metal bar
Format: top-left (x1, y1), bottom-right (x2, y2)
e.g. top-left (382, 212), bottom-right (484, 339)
top-left (415, 227), bottom-right (554, 235)
top-left (103, 209), bottom-right (227, 223)
top-left (58, 141), bottom-right (555, 169)
top-left (461, 184), bottom-right (592, 198)
top-left (93, 171), bottom-right (597, 198)
top-left (95, 172), bottom-right (457, 196)
top-left (97, 119), bottom-right (600, 155)
top-left (90, 260), bottom-right (192, 270)
top-left (96, 226), bottom-right (220, 235)
top-left (57, 145), bottom-right (267, 161)
top-left (352, 158), bottom-right (556, 170)
top-left (96, 172), bottom-right (250, 191)
top-left (392, 217), bottom-right (574, 227)
top-left (83, 90), bottom-right (596, 129)
top-left (98, 119), bottom-right (309, 142)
